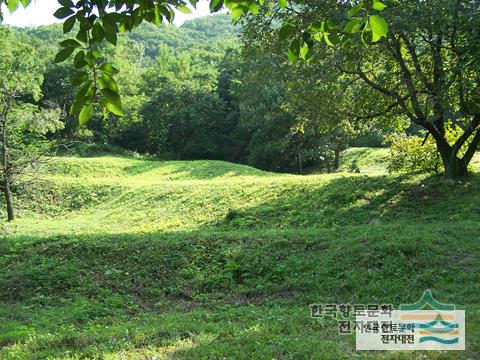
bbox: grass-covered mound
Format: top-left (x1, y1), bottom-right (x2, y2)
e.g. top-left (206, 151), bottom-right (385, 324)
top-left (1, 150), bottom-right (479, 358)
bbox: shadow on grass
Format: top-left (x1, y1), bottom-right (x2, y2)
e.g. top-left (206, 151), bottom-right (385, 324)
top-left (1, 222), bottom-right (479, 358)
top-left (0, 301), bottom-right (350, 359)
top-left (3, 173), bottom-right (480, 305)
top-left (216, 173), bottom-right (480, 229)
top-left (2, 173), bottom-right (480, 358)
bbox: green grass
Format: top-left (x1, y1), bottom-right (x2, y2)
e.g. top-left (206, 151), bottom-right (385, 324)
top-left (338, 147), bottom-right (390, 174)
top-left (1, 148), bottom-right (479, 358)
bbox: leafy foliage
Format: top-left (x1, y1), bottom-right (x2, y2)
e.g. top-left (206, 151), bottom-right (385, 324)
top-left (244, 0), bottom-right (480, 178)
top-left (0, 0), bottom-right (389, 124)
top-left (386, 132), bottom-right (442, 174)
top-left (386, 124), bottom-right (474, 174)
top-left (0, 32), bottom-right (63, 220)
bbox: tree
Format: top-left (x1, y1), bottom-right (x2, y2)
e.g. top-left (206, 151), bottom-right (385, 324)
top-left (1, 0), bottom-right (386, 125)
top-left (141, 77), bottom-right (226, 159)
top-left (245, 0), bottom-right (480, 178)
top-left (238, 24), bottom-right (380, 173)
top-left (230, 51), bottom-right (304, 172)
top-left (337, 0), bottom-right (480, 178)
top-left (0, 34), bottom-right (63, 221)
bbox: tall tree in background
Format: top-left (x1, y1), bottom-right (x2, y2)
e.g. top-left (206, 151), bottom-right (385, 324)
top-left (0, 34), bottom-right (63, 220)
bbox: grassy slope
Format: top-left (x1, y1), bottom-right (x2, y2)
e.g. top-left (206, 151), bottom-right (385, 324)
top-left (1, 148), bottom-right (479, 359)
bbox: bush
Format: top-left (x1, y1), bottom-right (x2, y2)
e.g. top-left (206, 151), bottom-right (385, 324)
top-left (386, 123), bottom-right (470, 174)
top-left (386, 132), bottom-right (441, 174)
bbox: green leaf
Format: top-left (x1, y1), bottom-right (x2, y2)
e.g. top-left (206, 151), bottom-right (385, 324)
top-left (54, 6), bottom-right (75, 19)
top-left (100, 63), bottom-right (120, 75)
top-left (104, 101), bottom-right (124, 116)
top-left (104, 30), bottom-right (117, 46)
top-left (79, 103), bottom-right (94, 126)
top-left (84, 51), bottom-right (94, 66)
top-left (72, 72), bottom-right (88, 86)
top-left (344, 18), bottom-right (363, 33)
top-left (324, 33), bottom-right (334, 46)
top-left (101, 89), bottom-right (124, 116)
top-left (176, 4), bottom-right (192, 14)
top-left (63, 16), bottom-right (76, 33)
top-left (101, 88), bottom-right (121, 104)
top-left (102, 13), bottom-right (118, 34)
top-left (278, 0), bottom-right (287, 9)
top-left (76, 30), bottom-right (88, 43)
top-left (369, 15), bottom-right (388, 42)
top-left (7, 0), bottom-right (20, 13)
top-left (79, 17), bottom-right (93, 31)
top-left (91, 48), bottom-right (102, 59)
top-left (309, 21), bottom-right (325, 32)
top-left (74, 51), bottom-right (87, 69)
top-left (153, 5), bottom-right (162, 25)
top-left (75, 80), bottom-right (93, 101)
top-left (327, 21), bottom-right (340, 30)
top-left (60, 39), bottom-right (81, 48)
top-left (92, 23), bottom-right (105, 42)
top-left (347, 1), bottom-right (363, 17)
top-left (279, 23), bottom-right (295, 40)
top-left (299, 43), bottom-right (310, 60)
top-left (58, 0), bottom-right (74, 7)
top-left (209, 0), bottom-right (224, 12)
top-left (54, 46), bottom-right (75, 63)
top-left (70, 84), bottom-right (94, 115)
top-left (98, 73), bottom-right (118, 92)
top-left (372, 0), bottom-right (387, 11)
top-left (288, 37), bottom-right (301, 64)
top-left (362, 28), bottom-right (373, 45)
top-left (230, 6), bottom-right (244, 21)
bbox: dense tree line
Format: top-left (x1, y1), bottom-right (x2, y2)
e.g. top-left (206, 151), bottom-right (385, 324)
top-left (2, 14), bottom-right (379, 175)
top-left (6, 0), bottom-right (479, 179)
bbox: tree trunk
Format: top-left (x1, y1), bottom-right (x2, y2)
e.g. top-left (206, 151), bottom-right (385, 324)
top-left (443, 157), bottom-right (468, 179)
top-left (333, 143), bottom-right (341, 171)
top-left (436, 140), bottom-right (468, 179)
top-left (297, 152), bottom-right (303, 174)
top-left (325, 160), bottom-right (331, 173)
top-left (3, 179), bottom-right (14, 221)
top-left (1, 107), bottom-right (14, 221)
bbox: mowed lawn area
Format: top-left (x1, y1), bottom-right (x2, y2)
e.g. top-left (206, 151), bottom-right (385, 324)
top-left (1, 148), bottom-right (479, 359)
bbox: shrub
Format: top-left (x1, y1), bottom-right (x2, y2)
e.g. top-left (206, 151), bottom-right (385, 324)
top-left (385, 123), bottom-right (470, 174)
top-left (385, 132), bottom-right (441, 174)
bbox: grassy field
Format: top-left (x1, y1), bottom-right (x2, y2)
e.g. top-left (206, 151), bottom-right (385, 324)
top-left (1, 148), bottom-right (479, 359)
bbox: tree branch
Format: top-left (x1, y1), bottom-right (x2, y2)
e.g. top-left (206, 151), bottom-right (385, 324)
top-left (452, 114), bottom-right (480, 157)
top-left (388, 34), bottom-right (426, 122)
top-left (462, 126), bottom-right (480, 165)
top-left (338, 63), bottom-right (420, 125)
top-left (399, 33), bottom-right (433, 92)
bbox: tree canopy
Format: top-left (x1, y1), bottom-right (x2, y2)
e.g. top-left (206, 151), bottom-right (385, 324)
top-left (0, 0), bottom-right (389, 124)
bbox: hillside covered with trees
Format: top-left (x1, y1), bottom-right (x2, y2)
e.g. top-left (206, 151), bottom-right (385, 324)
top-left (2, 13), bottom-right (388, 178)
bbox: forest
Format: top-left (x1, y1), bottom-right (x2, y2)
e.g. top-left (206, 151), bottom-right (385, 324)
top-left (0, 0), bottom-right (479, 358)
top-left (0, 12), bottom-right (410, 180)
